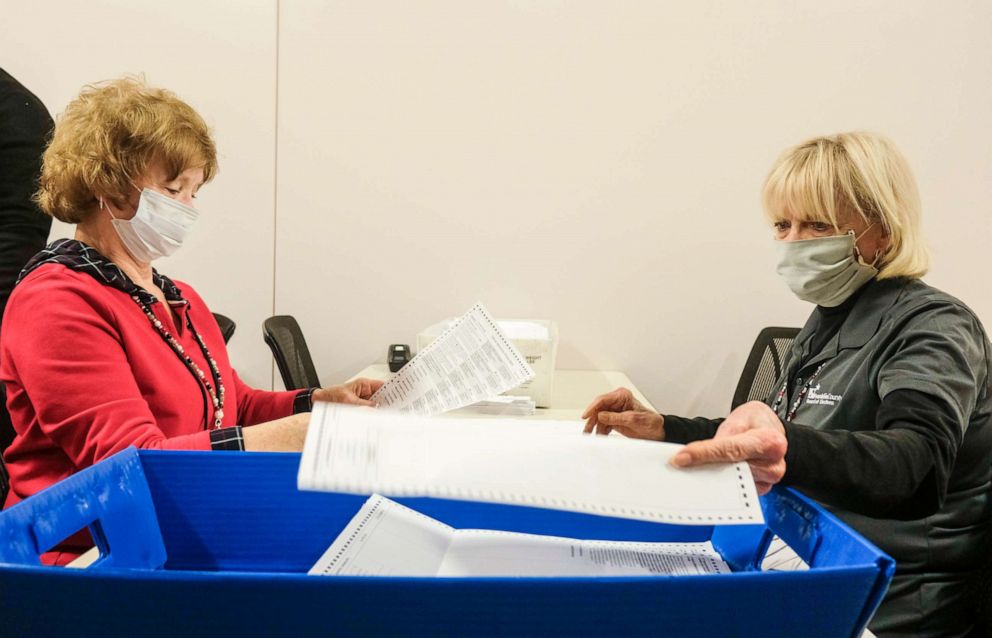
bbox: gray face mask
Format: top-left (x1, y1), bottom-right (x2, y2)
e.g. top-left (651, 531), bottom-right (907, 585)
top-left (775, 229), bottom-right (878, 307)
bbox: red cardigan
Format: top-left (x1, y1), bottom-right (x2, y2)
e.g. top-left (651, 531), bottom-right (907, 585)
top-left (1, 264), bottom-right (298, 547)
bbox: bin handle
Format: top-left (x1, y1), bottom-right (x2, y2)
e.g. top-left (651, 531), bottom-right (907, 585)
top-left (0, 447), bottom-right (167, 569)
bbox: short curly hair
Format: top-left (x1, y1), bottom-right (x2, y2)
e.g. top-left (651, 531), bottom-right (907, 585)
top-left (36, 76), bottom-right (217, 223)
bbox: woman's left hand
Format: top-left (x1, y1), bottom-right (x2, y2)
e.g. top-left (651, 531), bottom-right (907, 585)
top-left (311, 378), bottom-right (384, 406)
top-left (671, 401), bottom-right (788, 495)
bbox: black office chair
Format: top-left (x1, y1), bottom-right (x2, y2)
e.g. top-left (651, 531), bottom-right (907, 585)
top-left (212, 313), bottom-right (237, 344)
top-left (731, 327), bottom-right (801, 410)
top-left (263, 315), bottom-right (321, 390)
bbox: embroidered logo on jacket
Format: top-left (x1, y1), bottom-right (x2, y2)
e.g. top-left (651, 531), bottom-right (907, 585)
top-left (806, 384), bottom-right (842, 406)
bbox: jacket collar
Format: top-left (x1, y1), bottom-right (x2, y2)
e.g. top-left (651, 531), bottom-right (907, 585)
top-left (837, 277), bottom-right (908, 349)
top-left (792, 277), bottom-right (909, 371)
top-left (17, 238), bottom-right (185, 306)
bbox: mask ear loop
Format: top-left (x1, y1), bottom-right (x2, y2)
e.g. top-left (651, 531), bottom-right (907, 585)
top-left (101, 196), bottom-right (118, 220)
top-left (851, 223), bottom-right (883, 267)
top-left (103, 186), bottom-right (143, 221)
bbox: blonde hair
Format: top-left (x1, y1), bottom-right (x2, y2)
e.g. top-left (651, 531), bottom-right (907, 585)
top-left (36, 76), bottom-right (217, 223)
top-left (762, 132), bottom-right (929, 279)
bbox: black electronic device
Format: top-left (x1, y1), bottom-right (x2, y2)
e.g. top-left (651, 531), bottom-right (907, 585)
top-left (387, 344), bottom-right (412, 372)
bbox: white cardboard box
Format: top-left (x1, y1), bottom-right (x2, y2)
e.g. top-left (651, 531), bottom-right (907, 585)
top-left (417, 319), bottom-right (559, 408)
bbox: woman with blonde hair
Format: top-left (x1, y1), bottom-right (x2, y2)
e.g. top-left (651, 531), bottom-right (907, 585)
top-left (0, 77), bottom-right (382, 563)
top-left (584, 132), bottom-right (992, 636)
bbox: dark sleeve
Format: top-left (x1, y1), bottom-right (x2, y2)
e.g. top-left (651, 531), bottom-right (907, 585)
top-left (781, 388), bottom-right (959, 519)
top-left (663, 415), bottom-right (723, 444)
top-left (293, 388), bottom-right (317, 414)
top-left (0, 69), bottom-right (54, 324)
top-left (210, 426), bottom-right (245, 451)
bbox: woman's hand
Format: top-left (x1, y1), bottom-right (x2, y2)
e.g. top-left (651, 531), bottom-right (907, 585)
top-left (671, 401), bottom-right (787, 495)
top-left (243, 378), bottom-right (385, 452)
top-left (312, 378), bottom-right (385, 406)
top-left (581, 387), bottom-right (665, 440)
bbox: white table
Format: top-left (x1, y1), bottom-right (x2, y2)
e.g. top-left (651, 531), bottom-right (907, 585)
top-left (353, 365), bottom-right (656, 421)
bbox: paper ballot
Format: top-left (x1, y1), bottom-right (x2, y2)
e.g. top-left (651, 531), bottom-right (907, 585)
top-left (761, 535), bottom-right (810, 572)
top-left (309, 494), bottom-right (731, 577)
top-left (371, 303), bottom-right (534, 416)
top-left (298, 404), bottom-right (763, 526)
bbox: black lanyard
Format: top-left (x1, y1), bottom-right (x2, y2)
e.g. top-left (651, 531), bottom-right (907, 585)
top-left (770, 362), bottom-right (825, 421)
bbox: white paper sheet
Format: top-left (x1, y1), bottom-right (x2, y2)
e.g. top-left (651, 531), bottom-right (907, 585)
top-left (310, 495), bottom-right (730, 577)
top-left (298, 405), bottom-right (763, 525)
top-left (760, 535), bottom-right (810, 572)
top-left (440, 532), bottom-right (730, 577)
top-left (370, 303), bottom-right (534, 416)
top-left (309, 494), bottom-right (452, 576)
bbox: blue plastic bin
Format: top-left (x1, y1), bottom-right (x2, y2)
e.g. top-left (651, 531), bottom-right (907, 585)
top-left (0, 448), bottom-right (892, 637)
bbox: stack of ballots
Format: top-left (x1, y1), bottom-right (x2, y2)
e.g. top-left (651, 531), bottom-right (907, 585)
top-left (458, 395), bottom-right (535, 416)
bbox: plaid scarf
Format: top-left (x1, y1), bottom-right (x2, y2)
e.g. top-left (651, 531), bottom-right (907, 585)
top-left (17, 238), bottom-right (185, 306)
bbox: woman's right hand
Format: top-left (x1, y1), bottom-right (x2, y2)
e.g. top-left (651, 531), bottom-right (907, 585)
top-left (581, 387), bottom-right (665, 440)
top-left (312, 378), bottom-right (384, 406)
top-left (670, 401), bottom-right (786, 495)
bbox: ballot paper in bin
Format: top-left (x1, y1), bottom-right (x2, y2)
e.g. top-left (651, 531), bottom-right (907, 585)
top-left (309, 494), bottom-right (732, 577)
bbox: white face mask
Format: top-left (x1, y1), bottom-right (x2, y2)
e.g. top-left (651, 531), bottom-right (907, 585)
top-left (775, 228), bottom-right (879, 307)
top-left (105, 187), bottom-right (199, 263)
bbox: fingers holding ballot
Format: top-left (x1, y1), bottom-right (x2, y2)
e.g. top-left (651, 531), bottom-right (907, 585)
top-left (670, 402), bottom-right (787, 495)
top-left (582, 390), bottom-right (787, 496)
top-left (312, 378), bottom-right (385, 407)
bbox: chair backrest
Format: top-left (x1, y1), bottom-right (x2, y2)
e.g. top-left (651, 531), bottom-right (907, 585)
top-left (263, 315), bottom-right (321, 390)
top-left (212, 313), bottom-right (236, 344)
top-left (731, 327), bottom-right (801, 410)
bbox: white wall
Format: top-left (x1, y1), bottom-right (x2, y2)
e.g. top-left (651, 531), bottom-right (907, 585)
top-left (1, 0), bottom-right (278, 389)
top-left (4, 1), bottom-right (991, 417)
top-left (276, 1), bottom-right (992, 416)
